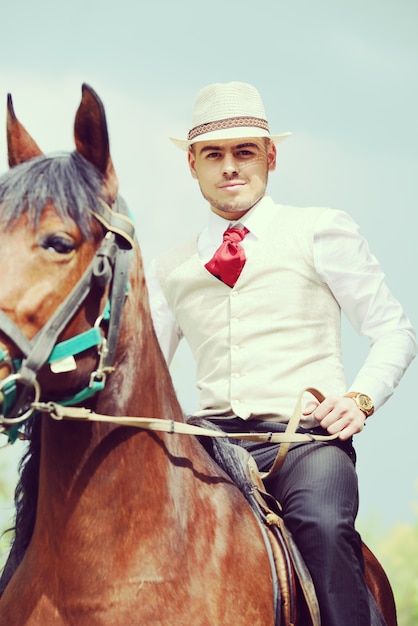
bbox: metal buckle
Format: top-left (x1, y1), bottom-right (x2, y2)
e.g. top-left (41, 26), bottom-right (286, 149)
top-left (0, 373), bottom-right (41, 424)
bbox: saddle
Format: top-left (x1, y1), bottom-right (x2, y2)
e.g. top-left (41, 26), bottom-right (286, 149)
top-left (246, 452), bottom-right (321, 626)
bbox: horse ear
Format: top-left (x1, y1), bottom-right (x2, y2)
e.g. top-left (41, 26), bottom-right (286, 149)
top-left (7, 94), bottom-right (44, 167)
top-left (74, 84), bottom-right (118, 203)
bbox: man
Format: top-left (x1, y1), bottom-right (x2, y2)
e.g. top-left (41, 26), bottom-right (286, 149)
top-left (147, 81), bottom-right (416, 625)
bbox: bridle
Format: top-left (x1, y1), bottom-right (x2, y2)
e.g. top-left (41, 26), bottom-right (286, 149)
top-left (0, 196), bottom-right (135, 443)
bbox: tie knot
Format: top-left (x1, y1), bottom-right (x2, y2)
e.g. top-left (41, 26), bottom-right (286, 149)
top-left (223, 226), bottom-right (248, 243)
top-left (205, 226), bottom-right (249, 287)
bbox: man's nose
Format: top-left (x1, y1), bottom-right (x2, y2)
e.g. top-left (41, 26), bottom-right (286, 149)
top-left (222, 153), bottom-right (239, 176)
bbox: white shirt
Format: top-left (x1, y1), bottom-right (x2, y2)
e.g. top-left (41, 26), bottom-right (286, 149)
top-left (147, 197), bottom-right (417, 411)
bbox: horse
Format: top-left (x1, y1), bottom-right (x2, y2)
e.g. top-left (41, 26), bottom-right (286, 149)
top-left (0, 85), bottom-right (397, 625)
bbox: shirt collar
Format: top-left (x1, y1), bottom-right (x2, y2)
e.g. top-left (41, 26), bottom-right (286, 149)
top-left (207, 195), bottom-right (278, 244)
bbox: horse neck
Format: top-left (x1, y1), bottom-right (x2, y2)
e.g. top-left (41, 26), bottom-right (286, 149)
top-left (96, 267), bottom-right (184, 421)
top-left (35, 265), bottom-right (186, 527)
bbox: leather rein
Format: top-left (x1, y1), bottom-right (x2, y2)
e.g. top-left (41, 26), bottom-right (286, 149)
top-left (31, 387), bottom-right (340, 478)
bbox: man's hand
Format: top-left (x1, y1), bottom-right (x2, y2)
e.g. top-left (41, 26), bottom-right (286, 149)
top-left (303, 395), bottom-right (366, 440)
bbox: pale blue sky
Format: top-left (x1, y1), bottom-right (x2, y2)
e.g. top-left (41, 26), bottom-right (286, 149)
top-left (0, 0), bottom-right (417, 533)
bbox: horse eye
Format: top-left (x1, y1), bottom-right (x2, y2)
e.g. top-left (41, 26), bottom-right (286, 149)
top-left (41, 235), bottom-right (75, 254)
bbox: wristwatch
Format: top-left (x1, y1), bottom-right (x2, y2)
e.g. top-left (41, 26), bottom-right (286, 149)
top-left (344, 392), bottom-right (374, 417)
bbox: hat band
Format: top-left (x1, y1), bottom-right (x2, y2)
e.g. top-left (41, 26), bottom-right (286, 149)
top-left (188, 116), bottom-right (270, 141)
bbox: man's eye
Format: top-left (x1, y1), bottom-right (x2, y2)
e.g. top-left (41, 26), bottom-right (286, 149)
top-left (41, 235), bottom-right (75, 254)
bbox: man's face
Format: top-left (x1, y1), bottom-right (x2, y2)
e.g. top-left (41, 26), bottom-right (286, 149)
top-left (188, 137), bottom-right (276, 220)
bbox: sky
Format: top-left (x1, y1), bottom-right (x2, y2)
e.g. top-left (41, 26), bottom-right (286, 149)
top-left (0, 0), bottom-right (417, 538)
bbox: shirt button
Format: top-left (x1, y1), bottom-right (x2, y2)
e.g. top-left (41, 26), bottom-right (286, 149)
top-left (232, 372), bottom-right (240, 379)
top-left (231, 318), bottom-right (239, 324)
top-left (232, 345), bottom-right (240, 351)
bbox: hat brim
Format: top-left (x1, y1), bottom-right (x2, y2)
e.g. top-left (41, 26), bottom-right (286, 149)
top-left (170, 128), bottom-right (292, 150)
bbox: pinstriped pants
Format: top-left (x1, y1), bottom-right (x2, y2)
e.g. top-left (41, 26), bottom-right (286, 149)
top-left (211, 418), bottom-right (372, 626)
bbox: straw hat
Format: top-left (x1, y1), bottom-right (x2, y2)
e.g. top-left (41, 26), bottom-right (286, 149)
top-left (170, 81), bottom-right (291, 150)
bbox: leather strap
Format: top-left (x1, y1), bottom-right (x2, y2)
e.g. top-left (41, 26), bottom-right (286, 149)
top-left (31, 388), bottom-right (339, 453)
top-left (261, 387), bottom-right (331, 479)
top-left (92, 197), bottom-right (135, 249)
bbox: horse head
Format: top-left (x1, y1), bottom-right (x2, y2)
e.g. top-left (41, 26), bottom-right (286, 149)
top-left (0, 85), bottom-right (136, 440)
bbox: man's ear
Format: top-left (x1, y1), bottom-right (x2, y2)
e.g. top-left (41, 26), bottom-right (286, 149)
top-left (268, 141), bottom-right (277, 172)
top-left (187, 147), bottom-right (198, 179)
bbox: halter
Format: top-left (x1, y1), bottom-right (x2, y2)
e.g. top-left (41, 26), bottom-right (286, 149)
top-left (0, 196), bottom-right (135, 443)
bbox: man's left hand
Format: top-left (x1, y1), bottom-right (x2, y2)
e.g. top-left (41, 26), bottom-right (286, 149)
top-left (303, 395), bottom-right (366, 440)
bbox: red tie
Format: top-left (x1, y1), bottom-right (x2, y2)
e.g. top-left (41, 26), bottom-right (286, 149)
top-left (205, 226), bottom-right (249, 287)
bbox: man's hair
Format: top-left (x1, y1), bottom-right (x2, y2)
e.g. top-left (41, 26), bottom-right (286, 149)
top-left (188, 136), bottom-right (273, 156)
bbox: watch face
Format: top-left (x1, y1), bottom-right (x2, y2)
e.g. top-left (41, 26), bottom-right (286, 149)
top-left (358, 394), bottom-right (373, 411)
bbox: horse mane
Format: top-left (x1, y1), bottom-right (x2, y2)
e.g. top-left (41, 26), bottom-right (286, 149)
top-left (0, 151), bottom-right (106, 236)
top-left (0, 416), bottom-right (41, 594)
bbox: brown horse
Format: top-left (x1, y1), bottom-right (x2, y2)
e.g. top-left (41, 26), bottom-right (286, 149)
top-left (0, 85), bottom-right (397, 625)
